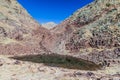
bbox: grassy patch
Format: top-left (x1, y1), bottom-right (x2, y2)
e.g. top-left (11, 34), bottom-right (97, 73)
top-left (11, 54), bottom-right (101, 70)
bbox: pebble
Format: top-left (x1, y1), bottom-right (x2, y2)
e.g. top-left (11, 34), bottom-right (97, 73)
top-left (0, 63), bottom-right (3, 66)
top-left (13, 60), bottom-right (21, 65)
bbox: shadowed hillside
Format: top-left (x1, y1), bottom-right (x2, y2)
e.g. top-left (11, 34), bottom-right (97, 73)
top-left (11, 54), bottom-right (101, 70)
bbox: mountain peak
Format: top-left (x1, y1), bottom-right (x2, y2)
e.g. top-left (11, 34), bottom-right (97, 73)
top-left (42, 22), bottom-right (57, 29)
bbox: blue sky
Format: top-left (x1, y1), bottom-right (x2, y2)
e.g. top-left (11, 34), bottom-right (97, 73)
top-left (18, 0), bottom-right (93, 24)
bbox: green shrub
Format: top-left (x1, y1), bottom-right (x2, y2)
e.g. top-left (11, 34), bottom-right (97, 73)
top-left (106, 3), bottom-right (111, 7)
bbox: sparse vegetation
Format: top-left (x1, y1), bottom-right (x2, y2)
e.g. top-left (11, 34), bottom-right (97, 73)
top-left (106, 3), bottom-right (111, 7)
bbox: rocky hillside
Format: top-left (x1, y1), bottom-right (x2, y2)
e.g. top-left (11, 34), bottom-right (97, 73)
top-left (49, 0), bottom-right (120, 66)
top-left (0, 0), bottom-right (50, 55)
top-left (65, 0), bottom-right (120, 51)
top-left (0, 0), bottom-right (119, 66)
top-left (0, 0), bottom-right (119, 79)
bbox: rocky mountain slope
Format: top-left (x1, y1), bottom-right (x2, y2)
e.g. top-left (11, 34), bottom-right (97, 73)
top-left (0, 0), bottom-right (50, 55)
top-left (48, 0), bottom-right (120, 66)
top-left (0, 0), bottom-right (120, 80)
